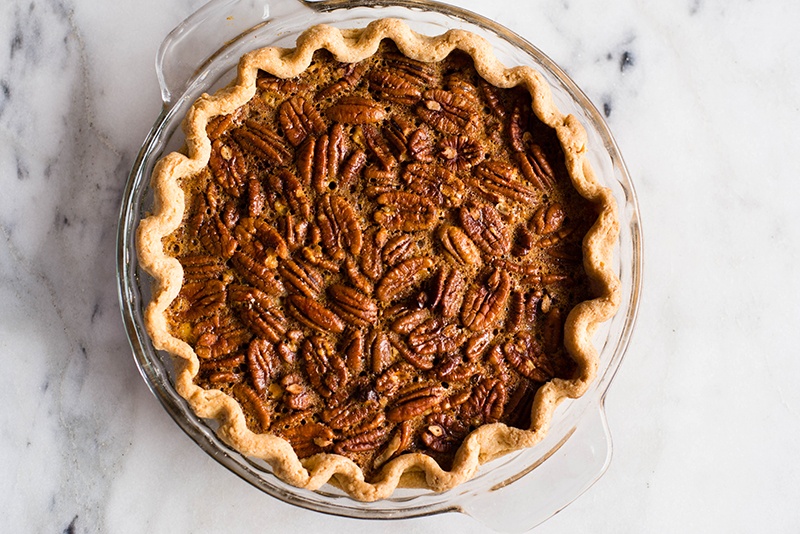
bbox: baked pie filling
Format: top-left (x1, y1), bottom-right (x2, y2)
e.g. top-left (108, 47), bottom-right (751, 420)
top-left (138, 20), bottom-right (619, 501)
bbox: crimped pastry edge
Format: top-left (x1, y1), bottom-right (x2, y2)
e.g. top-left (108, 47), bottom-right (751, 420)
top-left (136, 18), bottom-right (621, 502)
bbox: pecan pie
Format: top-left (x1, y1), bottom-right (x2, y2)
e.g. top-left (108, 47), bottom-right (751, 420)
top-left (137, 19), bottom-right (620, 501)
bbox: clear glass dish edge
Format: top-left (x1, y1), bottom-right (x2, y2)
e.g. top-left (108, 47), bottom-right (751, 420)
top-left (116, 0), bottom-right (643, 531)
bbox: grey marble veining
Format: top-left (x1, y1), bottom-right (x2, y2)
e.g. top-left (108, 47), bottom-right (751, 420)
top-left (1, 3), bottom-right (135, 533)
top-left (2, 0), bottom-right (800, 532)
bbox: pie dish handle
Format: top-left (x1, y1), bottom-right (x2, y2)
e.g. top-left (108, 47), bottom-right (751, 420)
top-left (156, 0), bottom-right (326, 105)
top-left (458, 405), bottom-right (613, 533)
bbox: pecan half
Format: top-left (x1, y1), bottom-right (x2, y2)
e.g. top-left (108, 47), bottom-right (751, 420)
top-left (180, 254), bottom-right (224, 281)
top-left (316, 62), bottom-right (368, 101)
top-left (278, 258), bottom-right (324, 298)
top-left (344, 329), bottom-right (394, 378)
top-left (297, 124), bottom-right (350, 194)
top-left (382, 234), bottom-right (416, 267)
top-left (374, 192), bottom-right (438, 232)
top-left (417, 89), bottom-right (478, 135)
top-left (322, 399), bottom-right (381, 432)
top-left (334, 426), bottom-right (391, 455)
top-left (287, 294), bottom-right (346, 334)
top-left (362, 123), bottom-right (397, 171)
top-left (376, 256), bottom-right (435, 302)
top-left (206, 110), bottom-right (242, 140)
top-left (368, 68), bottom-right (423, 105)
top-left (407, 127), bottom-right (435, 162)
top-left (408, 318), bottom-right (466, 355)
top-left (374, 420), bottom-right (414, 466)
top-left (362, 165), bottom-right (400, 198)
top-left (480, 78), bottom-right (508, 118)
top-left (300, 245), bottom-right (341, 273)
top-left (487, 343), bottom-right (510, 382)
top-left (343, 256), bottom-right (373, 295)
top-left (471, 160), bottom-right (537, 204)
top-left (273, 413), bottom-right (335, 458)
top-left (516, 143), bottom-right (556, 190)
top-left (403, 163), bottom-right (465, 207)
top-left (219, 197), bottom-right (240, 230)
top-left (445, 74), bottom-right (481, 105)
top-left (178, 279), bottom-right (226, 321)
top-left (230, 250), bottom-right (284, 297)
top-left (257, 75), bottom-right (309, 95)
top-left (194, 188), bottom-right (237, 260)
top-left (247, 338), bottom-right (279, 396)
top-left (235, 217), bottom-right (289, 260)
top-left (458, 203), bottom-right (511, 257)
top-left (384, 52), bottom-right (437, 85)
top-left (465, 331), bottom-right (494, 361)
top-left (341, 328), bottom-right (366, 375)
top-left (327, 283), bottom-right (379, 327)
top-left (232, 119), bottom-right (292, 166)
top-left (506, 290), bottom-right (541, 333)
top-left (234, 383), bottom-right (272, 432)
top-left (326, 96), bottom-right (385, 124)
top-left (420, 413), bottom-right (469, 453)
top-left (530, 203), bottom-right (566, 235)
top-left (428, 266), bottom-right (466, 319)
top-left (386, 384), bottom-right (446, 422)
top-left (301, 335), bottom-right (348, 398)
top-left (508, 102), bottom-right (530, 153)
top-left (511, 225), bottom-right (535, 257)
top-left (246, 177), bottom-right (266, 218)
top-left (340, 149), bottom-right (368, 187)
top-left (461, 268), bottom-right (511, 331)
top-left (267, 169), bottom-right (312, 220)
top-left (193, 314), bottom-right (250, 359)
top-left (359, 228), bottom-right (388, 281)
top-left (198, 353), bottom-right (245, 376)
top-left (203, 370), bottom-right (243, 387)
top-left (438, 224), bottom-right (483, 267)
top-left (504, 381), bottom-right (536, 429)
top-left (434, 353), bottom-right (476, 383)
top-left (279, 96), bottom-right (326, 147)
top-left (276, 338), bottom-right (297, 365)
top-left (507, 290), bottom-right (524, 333)
top-left (438, 135), bottom-right (483, 172)
top-left (537, 226), bottom-right (575, 249)
top-left (390, 307), bottom-right (431, 335)
top-left (375, 362), bottom-right (417, 395)
top-left (281, 372), bottom-right (315, 411)
top-left (389, 333), bottom-right (435, 370)
top-left (382, 117), bottom-right (413, 159)
top-left (368, 329), bottom-right (393, 374)
top-left (502, 331), bottom-right (555, 382)
top-left (316, 193), bottom-right (363, 260)
top-left (209, 138), bottom-right (248, 197)
top-left (462, 376), bottom-right (506, 425)
top-left (228, 285), bottom-right (288, 343)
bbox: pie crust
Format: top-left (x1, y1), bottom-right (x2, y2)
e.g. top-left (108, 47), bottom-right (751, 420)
top-left (137, 19), bottom-right (620, 501)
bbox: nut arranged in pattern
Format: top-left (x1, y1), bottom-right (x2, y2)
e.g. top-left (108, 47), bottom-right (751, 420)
top-left (164, 43), bottom-right (596, 478)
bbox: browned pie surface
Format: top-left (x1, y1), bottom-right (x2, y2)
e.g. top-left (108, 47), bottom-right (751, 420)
top-left (160, 41), bottom-right (598, 480)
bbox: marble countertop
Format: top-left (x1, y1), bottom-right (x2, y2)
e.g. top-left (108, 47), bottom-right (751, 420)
top-left (3, 0), bottom-right (799, 532)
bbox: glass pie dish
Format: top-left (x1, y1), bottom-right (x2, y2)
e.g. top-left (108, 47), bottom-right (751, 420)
top-left (117, 0), bottom-right (642, 531)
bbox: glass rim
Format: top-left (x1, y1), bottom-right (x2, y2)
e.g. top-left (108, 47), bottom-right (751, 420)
top-left (117, 0), bottom-right (642, 527)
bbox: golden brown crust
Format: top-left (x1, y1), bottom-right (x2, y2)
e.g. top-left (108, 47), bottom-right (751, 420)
top-left (137, 18), bottom-right (620, 501)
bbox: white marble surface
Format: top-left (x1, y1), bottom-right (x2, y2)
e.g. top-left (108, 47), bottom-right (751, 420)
top-left (2, 0), bottom-right (800, 532)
